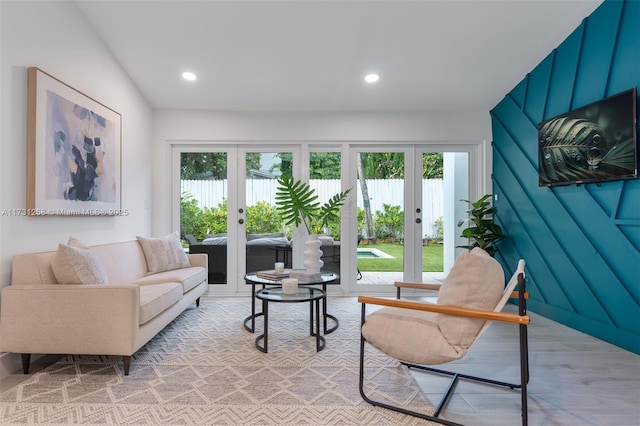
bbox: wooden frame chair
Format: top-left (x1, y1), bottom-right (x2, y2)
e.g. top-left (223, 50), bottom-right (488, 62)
top-left (358, 254), bottom-right (529, 426)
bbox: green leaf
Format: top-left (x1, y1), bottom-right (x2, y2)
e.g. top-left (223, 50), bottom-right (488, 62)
top-left (456, 194), bottom-right (504, 257)
top-left (276, 176), bottom-right (350, 235)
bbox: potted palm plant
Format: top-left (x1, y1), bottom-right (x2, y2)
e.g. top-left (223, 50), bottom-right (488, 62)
top-left (275, 176), bottom-right (350, 273)
top-left (457, 194), bottom-right (504, 257)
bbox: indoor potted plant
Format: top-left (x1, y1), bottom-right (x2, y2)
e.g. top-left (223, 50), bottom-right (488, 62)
top-left (457, 194), bottom-right (504, 257)
top-left (275, 176), bottom-right (350, 273)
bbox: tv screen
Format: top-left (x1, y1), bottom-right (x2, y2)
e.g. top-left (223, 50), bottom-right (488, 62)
top-left (538, 88), bottom-right (638, 187)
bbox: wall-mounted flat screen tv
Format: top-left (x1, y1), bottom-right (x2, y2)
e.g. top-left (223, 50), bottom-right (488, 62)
top-left (538, 88), bottom-right (638, 187)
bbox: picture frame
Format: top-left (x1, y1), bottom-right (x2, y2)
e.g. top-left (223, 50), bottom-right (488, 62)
top-left (27, 67), bottom-right (122, 216)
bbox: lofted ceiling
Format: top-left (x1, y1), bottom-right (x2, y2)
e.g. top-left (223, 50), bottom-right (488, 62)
top-left (75, 0), bottom-right (602, 112)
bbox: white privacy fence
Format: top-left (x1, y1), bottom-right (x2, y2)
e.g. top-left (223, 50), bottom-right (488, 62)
top-left (182, 179), bottom-right (444, 238)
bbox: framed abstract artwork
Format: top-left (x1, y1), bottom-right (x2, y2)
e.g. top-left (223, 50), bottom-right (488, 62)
top-left (27, 67), bottom-right (122, 216)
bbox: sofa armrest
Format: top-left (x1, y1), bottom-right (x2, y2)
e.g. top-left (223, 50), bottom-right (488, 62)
top-left (188, 253), bottom-right (208, 269)
top-left (0, 284), bottom-right (140, 356)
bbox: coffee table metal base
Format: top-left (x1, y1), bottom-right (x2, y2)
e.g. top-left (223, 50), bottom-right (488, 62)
top-left (254, 287), bottom-right (326, 353)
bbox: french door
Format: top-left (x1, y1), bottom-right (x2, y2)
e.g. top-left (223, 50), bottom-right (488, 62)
top-left (347, 144), bottom-right (476, 293)
top-left (173, 142), bottom-right (481, 295)
top-left (172, 145), bottom-right (299, 295)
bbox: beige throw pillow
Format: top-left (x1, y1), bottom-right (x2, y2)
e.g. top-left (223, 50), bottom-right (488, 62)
top-left (137, 232), bottom-right (190, 274)
top-left (51, 243), bottom-right (109, 285)
top-left (437, 247), bottom-right (504, 351)
top-left (68, 236), bottom-right (89, 249)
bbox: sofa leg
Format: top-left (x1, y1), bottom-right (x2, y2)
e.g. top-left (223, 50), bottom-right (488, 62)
top-left (196, 297), bottom-right (200, 307)
top-left (123, 356), bottom-right (131, 376)
top-left (21, 354), bottom-right (31, 374)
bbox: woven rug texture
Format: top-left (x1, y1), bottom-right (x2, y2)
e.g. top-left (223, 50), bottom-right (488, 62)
top-left (0, 296), bottom-right (438, 425)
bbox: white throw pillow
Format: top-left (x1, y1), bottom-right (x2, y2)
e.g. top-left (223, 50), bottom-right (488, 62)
top-left (137, 232), bottom-right (190, 274)
top-left (51, 243), bottom-right (109, 285)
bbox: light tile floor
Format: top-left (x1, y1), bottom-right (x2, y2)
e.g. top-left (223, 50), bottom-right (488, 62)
top-left (406, 303), bottom-right (640, 426)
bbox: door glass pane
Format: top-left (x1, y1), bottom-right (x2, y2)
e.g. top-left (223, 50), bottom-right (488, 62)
top-left (244, 152), bottom-right (292, 273)
top-left (356, 152), bottom-right (405, 284)
top-left (180, 152), bottom-right (228, 284)
top-left (309, 152), bottom-right (342, 279)
top-left (421, 152), bottom-right (445, 279)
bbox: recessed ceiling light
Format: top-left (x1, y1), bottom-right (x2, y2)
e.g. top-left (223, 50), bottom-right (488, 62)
top-left (182, 71), bottom-right (197, 81)
top-left (364, 73), bottom-right (379, 83)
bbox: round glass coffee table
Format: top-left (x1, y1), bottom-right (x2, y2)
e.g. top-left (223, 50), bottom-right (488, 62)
top-left (254, 287), bottom-right (326, 353)
top-left (244, 271), bottom-right (339, 334)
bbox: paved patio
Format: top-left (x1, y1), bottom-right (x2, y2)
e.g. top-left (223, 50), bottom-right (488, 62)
top-left (357, 271), bottom-right (446, 285)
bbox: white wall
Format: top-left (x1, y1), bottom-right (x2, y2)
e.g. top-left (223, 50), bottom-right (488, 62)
top-left (152, 110), bottom-right (492, 235)
top-left (0, 0), bottom-right (153, 376)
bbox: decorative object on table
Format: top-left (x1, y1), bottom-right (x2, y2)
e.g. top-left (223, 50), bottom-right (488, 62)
top-left (26, 67), bottom-right (122, 216)
top-left (256, 269), bottom-right (291, 280)
top-left (457, 194), bottom-right (504, 257)
top-left (288, 269), bottom-right (322, 283)
top-left (275, 176), bottom-right (350, 272)
top-left (281, 278), bottom-right (299, 295)
top-left (274, 262), bottom-right (285, 274)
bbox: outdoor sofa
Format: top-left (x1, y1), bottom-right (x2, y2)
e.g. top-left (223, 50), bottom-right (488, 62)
top-left (189, 233), bottom-right (341, 283)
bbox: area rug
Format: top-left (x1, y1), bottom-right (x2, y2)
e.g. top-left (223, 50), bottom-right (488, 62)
top-left (0, 296), bottom-right (438, 425)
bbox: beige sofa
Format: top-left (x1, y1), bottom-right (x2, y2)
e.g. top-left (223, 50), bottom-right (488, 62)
top-left (0, 239), bottom-right (208, 376)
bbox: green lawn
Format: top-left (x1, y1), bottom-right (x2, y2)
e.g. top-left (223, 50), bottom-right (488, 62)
top-left (357, 243), bottom-right (443, 272)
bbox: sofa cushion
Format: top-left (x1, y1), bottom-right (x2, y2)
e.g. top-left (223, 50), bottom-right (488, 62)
top-left (247, 232), bottom-right (285, 241)
top-left (137, 232), bottom-right (190, 274)
top-left (91, 241), bottom-right (148, 284)
top-left (138, 282), bottom-right (184, 325)
top-left (437, 247), bottom-right (504, 352)
top-left (319, 235), bottom-right (335, 246)
top-left (206, 233), bottom-right (227, 239)
top-left (246, 237), bottom-right (289, 246)
top-left (202, 237), bottom-right (227, 245)
top-left (51, 243), bottom-right (109, 285)
top-left (362, 307), bottom-right (461, 365)
top-left (134, 266), bottom-right (206, 293)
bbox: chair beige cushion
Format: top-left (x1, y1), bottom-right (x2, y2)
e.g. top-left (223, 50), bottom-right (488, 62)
top-left (437, 247), bottom-right (504, 352)
top-left (51, 243), bottom-right (109, 285)
top-left (137, 232), bottom-right (190, 274)
top-left (362, 308), bottom-right (463, 365)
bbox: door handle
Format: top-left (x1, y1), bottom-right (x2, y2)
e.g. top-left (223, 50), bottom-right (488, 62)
top-left (239, 219), bottom-right (244, 224)
top-left (416, 218), bottom-right (422, 224)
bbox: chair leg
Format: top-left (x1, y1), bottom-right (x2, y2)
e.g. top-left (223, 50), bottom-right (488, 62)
top-left (520, 324), bottom-right (529, 426)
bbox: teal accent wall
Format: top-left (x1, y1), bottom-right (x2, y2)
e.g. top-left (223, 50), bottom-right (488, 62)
top-left (490, 0), bottom-right (640, 353)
